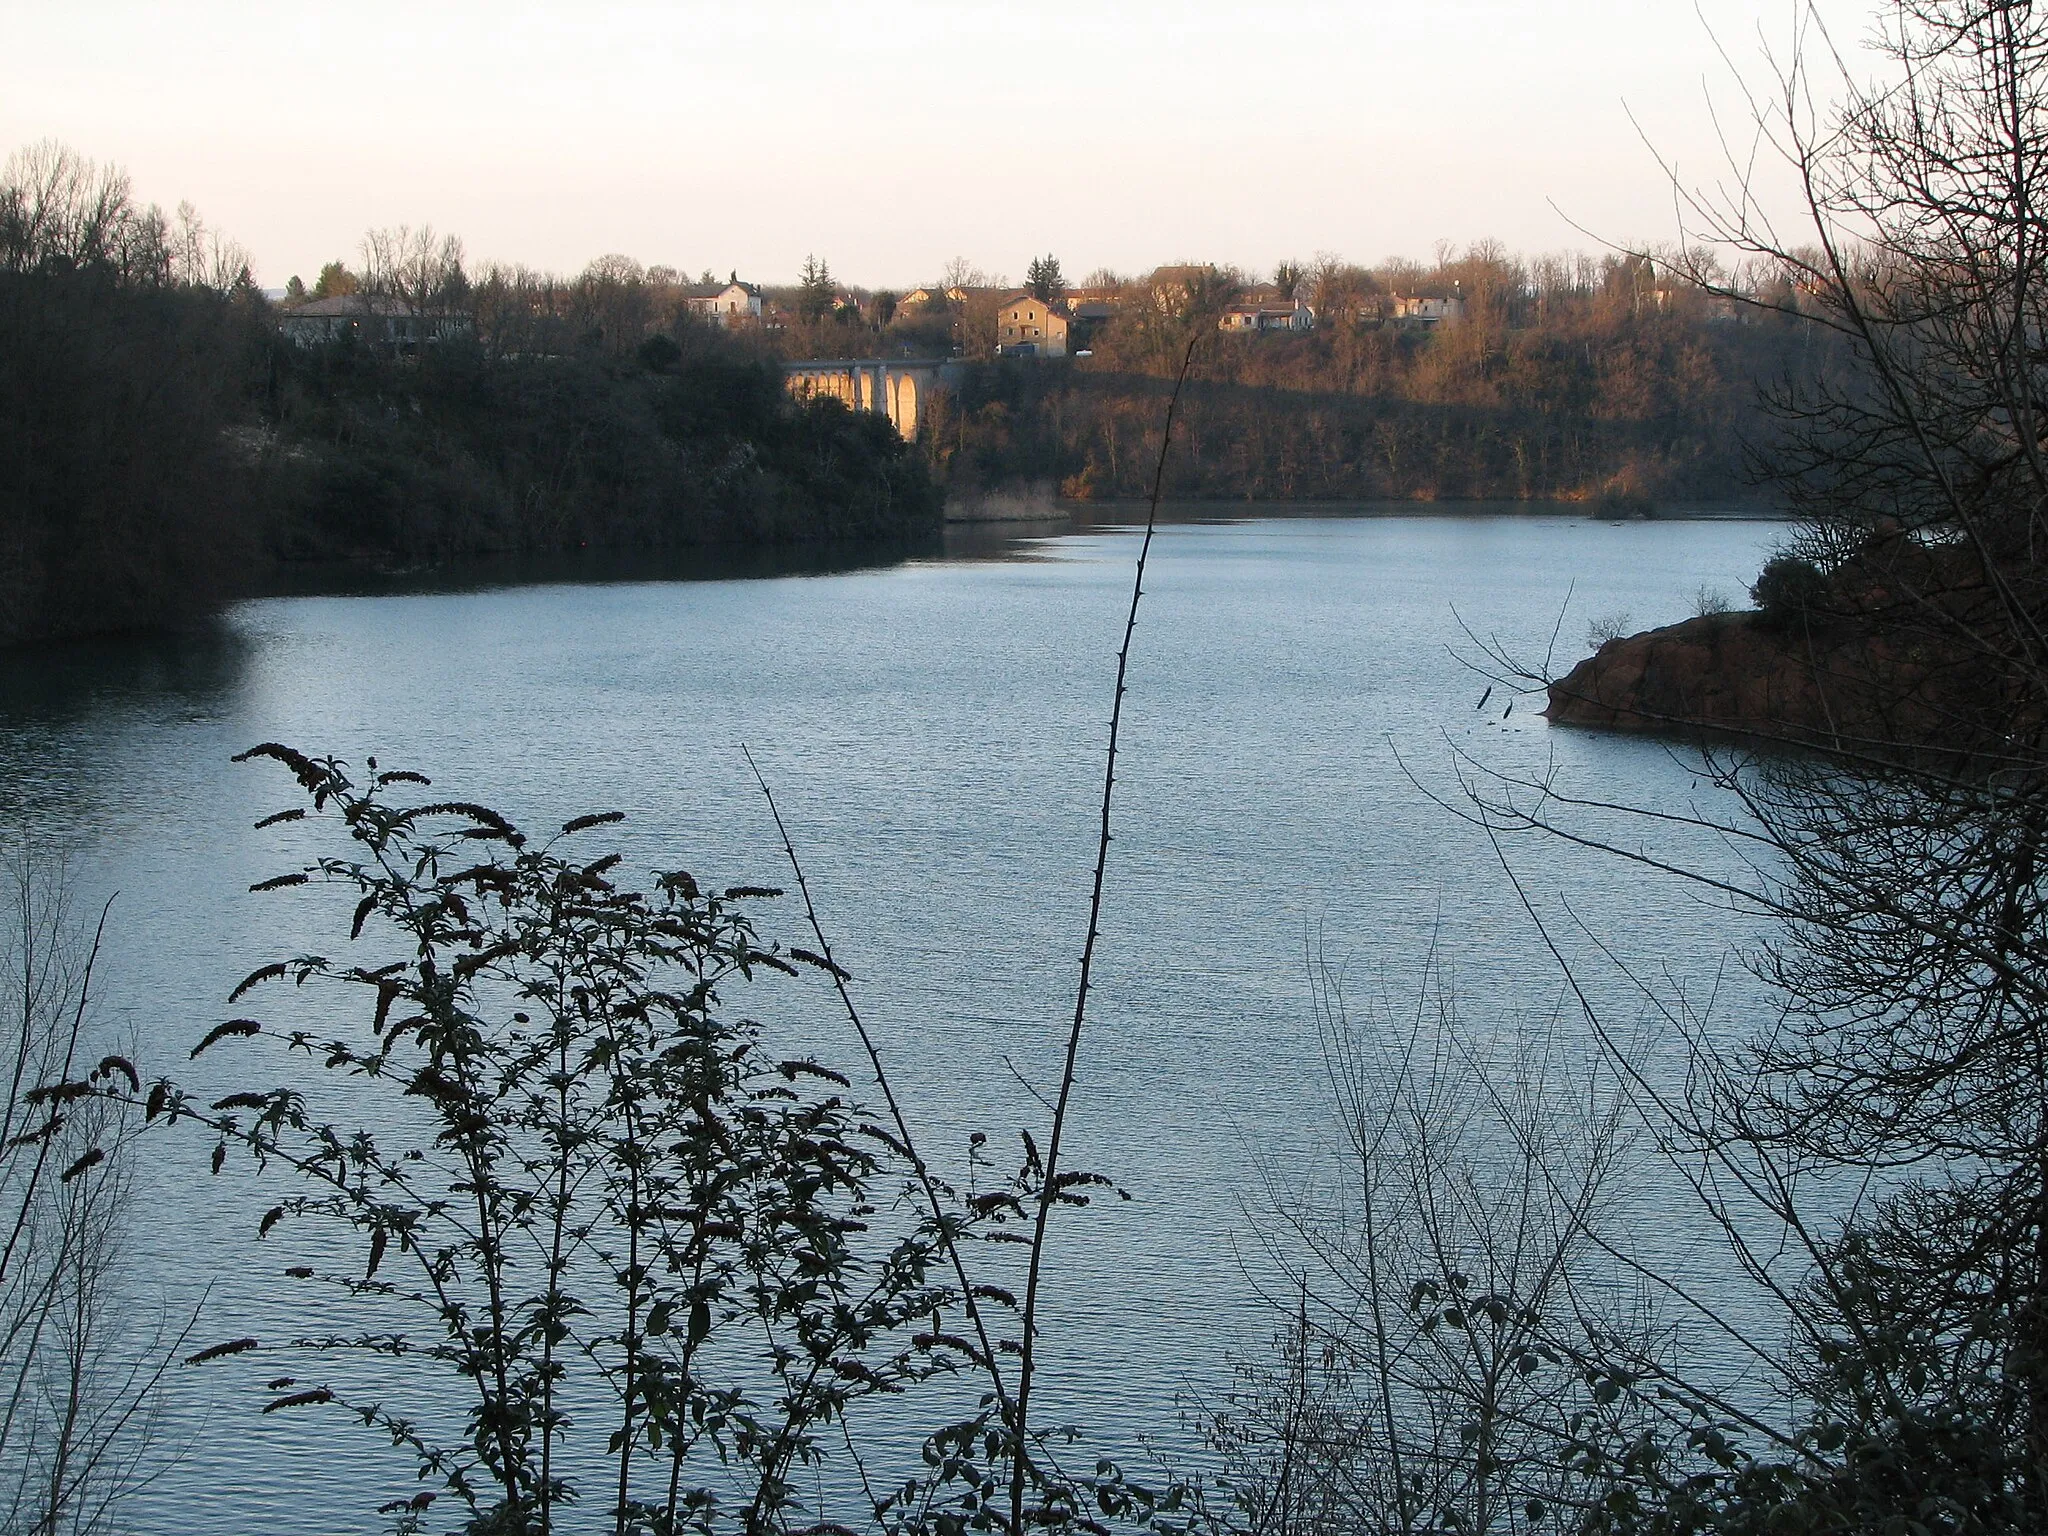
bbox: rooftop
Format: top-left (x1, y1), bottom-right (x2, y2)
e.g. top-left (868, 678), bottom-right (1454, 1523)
top-left (283, 294), bottom-right (437, 317)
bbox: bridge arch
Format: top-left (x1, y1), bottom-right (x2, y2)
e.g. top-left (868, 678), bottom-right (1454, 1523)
top-left (781, 359), bottom-right (943, 442)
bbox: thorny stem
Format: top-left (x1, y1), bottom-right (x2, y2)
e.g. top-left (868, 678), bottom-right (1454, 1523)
top-left (608, 997), bottom-right (646, 1536)
top-left (1010, 331), bottom-right (1202, 1536)
top-left (540, 978), bottom-right (570, 1536)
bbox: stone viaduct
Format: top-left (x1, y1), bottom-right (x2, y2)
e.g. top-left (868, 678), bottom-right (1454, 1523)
top-left (781, 358), bottom-right (956, 442)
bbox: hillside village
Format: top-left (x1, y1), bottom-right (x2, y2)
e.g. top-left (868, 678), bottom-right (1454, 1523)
top-left (272, 254), bottom-right (1485, 364)
top-left (664, 263), bottom-right (1473, 357)
top-left (254, 236), bottom-right (1790, 512)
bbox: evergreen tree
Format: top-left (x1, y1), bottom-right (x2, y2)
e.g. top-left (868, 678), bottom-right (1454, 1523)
top-left (1025, 254), bottom-right (1065, 303)
top-left (797, 254), bottom-right (834, 324)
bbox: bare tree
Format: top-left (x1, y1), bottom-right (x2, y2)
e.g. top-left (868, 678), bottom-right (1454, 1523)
top-left (360, 224), bottom-right (467, 314)
top-left (0, 143), bottom-right (168, 286)
top-left (1212, 952), bottom-right (1693, 1536)
top-left (1445, 3), bottom-right (2048, 1525)
top-left (939, 256), bottom-right (989, 293)
top-left (572, 253), bottom-right (654, 354)
top-left (167, 202), bottom-right (251, 295)
top-left (0, 845), bottom-right (178, 1536)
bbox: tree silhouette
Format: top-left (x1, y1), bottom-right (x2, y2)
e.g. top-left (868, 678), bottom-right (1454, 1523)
top-left (1025, 254), bottom-right (1065, 303)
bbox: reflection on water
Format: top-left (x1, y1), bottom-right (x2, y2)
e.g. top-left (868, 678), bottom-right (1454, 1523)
top-left (0, 507), bottom-right (1788, 1533)
top-left (253, 530), bottom-right (949, 600)
top-left (0, 627), bottom-right (255, 827)
top-left (229, 498), bottom-right (1786, 604)
top-left (0, 626), bottom-right (252, 724)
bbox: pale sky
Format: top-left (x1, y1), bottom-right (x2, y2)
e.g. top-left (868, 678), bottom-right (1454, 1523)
top-left (3, 0), bottom-right (1872, 290)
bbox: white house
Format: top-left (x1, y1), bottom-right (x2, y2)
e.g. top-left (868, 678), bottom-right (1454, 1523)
top-left (682, 276), bottom-right (764, 326)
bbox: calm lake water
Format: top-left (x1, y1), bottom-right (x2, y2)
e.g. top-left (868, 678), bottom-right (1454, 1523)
top-left (0, 506), bottom-right (1787, 1533)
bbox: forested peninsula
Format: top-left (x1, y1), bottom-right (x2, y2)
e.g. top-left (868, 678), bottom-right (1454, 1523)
top-left (0, 150), bottom-right (940, 647)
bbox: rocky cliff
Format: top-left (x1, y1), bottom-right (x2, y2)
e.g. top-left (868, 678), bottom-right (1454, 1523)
top-left (1546, 535), bottom-right (2013, 755)
top-left (1547, 611), bottom-right (1948, 748)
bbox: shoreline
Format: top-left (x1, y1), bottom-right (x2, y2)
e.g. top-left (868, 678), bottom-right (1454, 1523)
top-left (1058, 496), bottom-right (1787, 522)
top-left (2, 503), bottom-right (1786, 649)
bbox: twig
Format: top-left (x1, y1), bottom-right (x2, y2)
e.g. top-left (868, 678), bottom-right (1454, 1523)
top-left (740, 745), bottom-right (1011, 1410)
top-left (1010, 329), bottom-right (1203, 1534)
top-left (1001, 1054), bottom-right (1056, 1114)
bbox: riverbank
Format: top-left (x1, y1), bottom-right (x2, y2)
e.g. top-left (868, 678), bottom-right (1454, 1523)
top-left (250, 499), bottom-right (1792, 607)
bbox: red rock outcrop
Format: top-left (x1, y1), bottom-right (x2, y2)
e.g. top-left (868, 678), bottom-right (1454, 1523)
top-left (1547, 609), bottom-right (1993, 753)
top-left (1547, 531), bottom-right (2042, 754)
